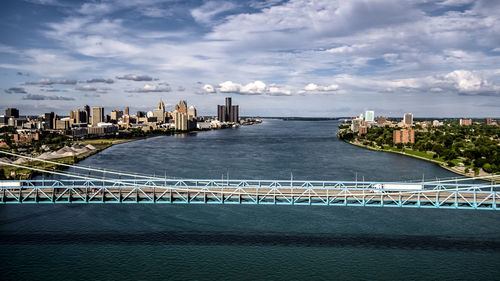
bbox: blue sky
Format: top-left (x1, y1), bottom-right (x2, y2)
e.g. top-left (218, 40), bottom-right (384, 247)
top-left (1, 0), bottom-right (500, 117)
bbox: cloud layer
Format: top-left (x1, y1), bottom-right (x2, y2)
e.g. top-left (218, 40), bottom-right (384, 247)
top-left (1, 0), bottom-right (500, 116)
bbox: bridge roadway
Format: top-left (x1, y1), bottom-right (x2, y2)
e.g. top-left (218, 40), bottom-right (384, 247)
top-left (1, 179), bottom-right (498, 210)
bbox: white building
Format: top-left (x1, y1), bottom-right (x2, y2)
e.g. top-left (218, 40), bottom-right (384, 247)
top-left (364, 111), bottom-right (374, 122)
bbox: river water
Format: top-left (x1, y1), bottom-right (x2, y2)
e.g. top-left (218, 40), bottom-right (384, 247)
top-left (1, 119), bottom-right (499, 280)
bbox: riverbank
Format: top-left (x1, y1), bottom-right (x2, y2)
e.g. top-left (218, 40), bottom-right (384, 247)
top-left (0, 123), bottom-right (262, 180)
top-left (0, 136), bottom-right (148, 179)
top-left (342, 138), bottom-right (500, 183)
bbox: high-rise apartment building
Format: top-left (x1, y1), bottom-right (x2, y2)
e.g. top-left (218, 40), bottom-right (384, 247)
top-left (459, 119), bottom-right (472, 126)
top-left (404, 113), bottom-right (413, 125)
top-left (91, 107), bottom-right (104, 127)
top-left (364, 111), bottom-right (374, 122)
top-left (217, 97), bottom-right (239, 123)
top-left (393, 128), bottom-right (415, 144)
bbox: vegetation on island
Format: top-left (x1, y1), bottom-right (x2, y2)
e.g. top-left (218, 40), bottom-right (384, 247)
top-left (338, 121), bottom-right (500, 176)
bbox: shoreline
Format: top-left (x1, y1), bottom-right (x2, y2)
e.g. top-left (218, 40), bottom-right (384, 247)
top-left (0, 125), bottom-right (258, 180)
top-left (341, 138), bottom-right (500, 183)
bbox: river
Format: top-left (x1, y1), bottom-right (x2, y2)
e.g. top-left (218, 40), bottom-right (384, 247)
top-left (1, 119), bottom-right (499, 280)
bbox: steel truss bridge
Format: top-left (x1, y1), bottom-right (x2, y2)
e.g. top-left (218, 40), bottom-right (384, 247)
top-left (1, 179), bottom-right (499, 210)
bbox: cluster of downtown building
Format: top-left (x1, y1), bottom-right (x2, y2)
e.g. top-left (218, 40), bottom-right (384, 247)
top-left (350, 111), bottom-right (499, 145)
top-left (0, 97), bottom-right (243, 145)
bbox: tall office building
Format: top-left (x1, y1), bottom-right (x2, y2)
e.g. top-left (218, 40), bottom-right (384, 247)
top-left (364, 111), bottom-right (374, 122)
top-left (217, 97), bottom-right (239, 123)
top-left (83, 105), bottom-right (90, 123)
top-left (110, 110), bottom-right (123, 121)
top-left (174, 111), bottom-right (187, 131)
top-left (44, 112), bottom-right (55, 130)
top-left (217, 105), bottom-right (227, 122)
top-left (403, 113), bottom-right (413, 125)
top-left (125, 106), bottom-right (129, 116)
top-left (230, 105), bottom-right (238, 123)
top-left (158, 100), bottom-right (165, 112)
top-left (178, 100), bottom-right (187, 114)
top-left (188, 106), bottom-right (197, 118)
top-left (70, 110), bottom-right (88, 124)
top-left (5, 108), bottom-right (19, 118)
top-left (91, 107), bottom-right (104, 127)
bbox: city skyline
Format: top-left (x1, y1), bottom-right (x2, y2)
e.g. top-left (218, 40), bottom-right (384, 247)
top-left (1, 0), bottom-right (500, 117)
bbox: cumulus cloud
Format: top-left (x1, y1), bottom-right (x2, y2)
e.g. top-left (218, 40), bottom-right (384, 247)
top-left (86, 78), bottom-right (114, 84)
top-left (219, 81), bottom-right (266, 95)
top-left (126, 84), bottom-right (172, 93)
top-left (268, 85), bottom-right (292, 96)
top-left (4, 87), bottom-right (27, 94)
top-left (23, 94), bottom-right (75, 101)
top-left (206, 81), bottom-right (292, 96)
top-left (116, 74), bottom-right (154, 81)
top-left (203, 84), bottom-right (216, 93)
top-left (303, 83), bottom-right (339, 92)
top-left (337, 70), bottom-right (499, 96)
top-left (443, 70), bottom-right (484, 92)
top-left (25, 79), bottom-right (77, 85)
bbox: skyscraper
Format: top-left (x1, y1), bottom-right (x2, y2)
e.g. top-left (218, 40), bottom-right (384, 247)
top-left (125, 106), bottom-right (129, 116)
top-left (70, 110), bottom-right (87, 124)
top-left (5, 108), bottom-right (19, 118)
top-left (91, 107), bottom-right (104, 127)
top-left (364, 111), bottom-right (374, 122)
top-left (217, 97), bottom-right (239, 123)
top-left (44, 112), bottom-right (55, 130)
top-left (404, 113), bottom-right (413, 125)
top-left (158, 99), bottom-right (165, 112)
top-left (154, 99), bottom-right (166, 122)
top-left (83, 105), bottom-right (90, 123)
top-left (178, 100), bottom-right (187, 114)
top-left (217, 105), bottom-right (227, 122)
top-left (110, 110), bottom-right (123, 121)
top-left (188, 106), bottom-right (197, 118)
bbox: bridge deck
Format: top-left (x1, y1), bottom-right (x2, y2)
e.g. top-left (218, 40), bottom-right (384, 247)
top-left (1, 179), bottom-right (498, 210)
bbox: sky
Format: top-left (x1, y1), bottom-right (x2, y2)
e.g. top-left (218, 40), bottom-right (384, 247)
top-left (1, 0), bottom-right (500, 117)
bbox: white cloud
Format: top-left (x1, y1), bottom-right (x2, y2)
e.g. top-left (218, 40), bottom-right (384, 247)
top-left (203, 84), bottom-right (216, 93)
top-left (216, 81), bottom-right (291, 95)
top-left (127, 84), bottom-right (171, 93)
top-left (304, 83), bottom-right (339, 92)
top-left (443, 70), bottom-right (484, 92)
top-left (191, 1), bottom-right (238, 24)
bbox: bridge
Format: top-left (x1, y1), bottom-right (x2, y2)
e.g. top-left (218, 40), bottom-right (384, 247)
top-left (0, 152), bottom-right (499, 210)
top-left (1, 178), bottom-right (498, 210)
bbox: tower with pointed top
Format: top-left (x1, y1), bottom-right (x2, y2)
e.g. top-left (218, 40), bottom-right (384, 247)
top-left (158, 99), bottom-right (165, 112)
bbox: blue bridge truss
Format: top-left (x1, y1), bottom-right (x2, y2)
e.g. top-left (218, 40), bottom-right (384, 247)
top-left (1, 179), bottom-right (498, 210)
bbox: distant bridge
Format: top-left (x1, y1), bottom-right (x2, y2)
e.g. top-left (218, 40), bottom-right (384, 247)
top-left (1, 179), bottom-right (498, 210)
